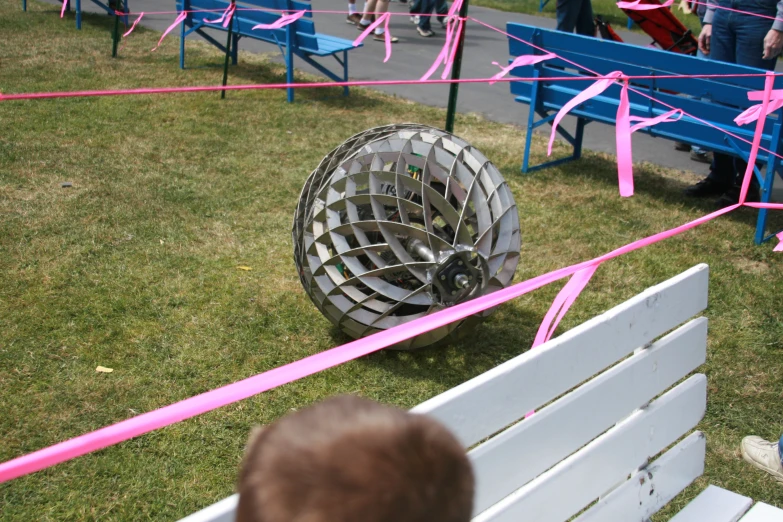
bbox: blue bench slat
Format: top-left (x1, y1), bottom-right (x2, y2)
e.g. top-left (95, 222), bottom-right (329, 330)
top-left (508, 67), bottom-right (779, 134)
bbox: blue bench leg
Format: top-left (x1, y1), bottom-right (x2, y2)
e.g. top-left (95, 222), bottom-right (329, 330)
top-left (75, 0), bottom-right (81, 29)
top-left (755, 153), bottom-right (779, 244)
top-left (23, 0), bottom-right (27, 11)
top-left (343, 50), bottom-right (349, 97)
top-left (180, 21), bottom-right (186, 69)
top-left (285, 27), bottom-right (294, 103)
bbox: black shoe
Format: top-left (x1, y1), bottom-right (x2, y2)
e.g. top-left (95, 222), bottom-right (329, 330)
top-left (714, 184), bottom-right (760, 208)
top-left (683, 178), bottom-right (731, 198)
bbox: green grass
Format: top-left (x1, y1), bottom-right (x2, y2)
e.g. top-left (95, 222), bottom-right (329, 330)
top-left (1, 1), bottom-right (782, 520)
top-left (472, 0), bottom-right (703, 35)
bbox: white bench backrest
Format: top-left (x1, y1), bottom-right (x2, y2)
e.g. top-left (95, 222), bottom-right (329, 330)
top-left (179, 264), bottom-right (710, 522)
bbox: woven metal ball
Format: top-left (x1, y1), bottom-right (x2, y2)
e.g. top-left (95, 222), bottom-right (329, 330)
top-left (292, 124), bottom-right (520, 350)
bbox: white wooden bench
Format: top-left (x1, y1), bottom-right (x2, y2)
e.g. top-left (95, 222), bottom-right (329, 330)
top-left (179, 264), bottom-right (783, 522)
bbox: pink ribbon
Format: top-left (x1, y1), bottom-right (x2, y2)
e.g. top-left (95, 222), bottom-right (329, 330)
top-left (548, 71), bottom-right (624, 156)
top-left (735, 88), bottom-right (783, 125)
top-left (123, 12), bottom-right (144, 37)
top-left (204, 3), bottom-right (235, 28)
top-left (617, 0), bottom-right (674, 9)
top-left (60, 0), bottom-right (67, 18)
top-left (774, 231), bottom-right (783, 252)
top-left (353, 12), bottom-right (392, 63)
top-left (739, 72), bottom-right (775, 203)
top-left (532, 264), bottom-right (600, 348)
top-left (151, 12), bottom-right (187, 52)
top-left (252, 10), bottom-right (306, 30)
top-left (421, 0), bottom-right (464, 80)
top-left (489, 53), bottom-right (556, 85)
top-left (616, 80), bottom-right (683, 197)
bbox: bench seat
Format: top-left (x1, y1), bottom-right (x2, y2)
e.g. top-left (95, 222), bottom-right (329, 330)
top-left (177, 0), bottom-right (360, 102)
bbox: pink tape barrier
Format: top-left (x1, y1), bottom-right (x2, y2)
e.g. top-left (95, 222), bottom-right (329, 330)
top-left (151, 12), bottom-right (186, 52)
top-left (204, 2), bottom-right (235, 28)
top-left (532, 264), bottom-right (599, 348)
top-left (775, 231), bottom-right (783, 252)
top-left (548, 71), bottom-right (623, 156)
top-left (617, 0), bottom-right (674, 9)
top-left (123, 13), bottom-right (144, 37)
top-left (353, 13), bottom-right (392, 62)
top-left (252, 10), bottom-right (305, 30)
top-left (60, 0), bottom-right (67, 18)
top-left (489, 53), bottom-right (556, 85)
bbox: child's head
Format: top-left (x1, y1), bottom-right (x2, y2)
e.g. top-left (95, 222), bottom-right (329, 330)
top-left (236, 395), bottom-right (474, 522)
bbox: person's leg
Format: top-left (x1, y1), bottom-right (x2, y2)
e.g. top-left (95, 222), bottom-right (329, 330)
top-left (556, 0), bottom-right (580, 33)
top-left (435, 0), bottom-right (449, 26)
top-left (417, 0), bottom-right (435, 34)
top-left (360, 0), bottom-right (376, 25)
top-left (732, 10), bottom-right (776, 70)
top-left (347, 0), bottom-right (362, 24)
top-left (371, 0), bottom-right (399, 41)
top-left (574, 0), bottom-right (594, 36)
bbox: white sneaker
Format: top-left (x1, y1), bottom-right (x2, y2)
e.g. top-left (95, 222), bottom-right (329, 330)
top-left (741, 436), bottom-right (783, 483)
top-left (410, 15), bottom-right (420, 24)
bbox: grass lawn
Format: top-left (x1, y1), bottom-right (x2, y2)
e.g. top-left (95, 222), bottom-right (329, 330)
top-left (472, 0), bottom-right (703, 35)
top-left (1, 1), bottom-right (782, 520)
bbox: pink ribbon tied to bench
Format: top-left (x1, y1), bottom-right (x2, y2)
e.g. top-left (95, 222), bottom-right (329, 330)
top-left (205, 3), bottom-right (236, 28)
top-left (252, 10), bottom-right (306, 31)
top-left (489, 53), bottom-right (556, 85)
top-left (735, 89), bottom-right (783, 125)
top-left (549, 72), bottom-right (681, 197)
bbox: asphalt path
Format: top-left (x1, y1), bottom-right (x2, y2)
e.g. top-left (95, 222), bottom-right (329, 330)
top-left (36, 0), bottom-right (783, 196)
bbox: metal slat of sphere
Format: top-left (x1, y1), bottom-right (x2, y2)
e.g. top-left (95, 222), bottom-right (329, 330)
top-left (292, 124), bottom-right (521, 350)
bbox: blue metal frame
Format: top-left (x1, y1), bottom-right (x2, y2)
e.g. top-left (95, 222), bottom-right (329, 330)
top-left (506, 23), bottom-right (783, 244)
top-left (23, 0), bottom-right (27, 11)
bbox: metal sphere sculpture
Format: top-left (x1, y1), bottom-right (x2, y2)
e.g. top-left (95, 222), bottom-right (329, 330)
top-left (292, 124), bottom-right (520, 350)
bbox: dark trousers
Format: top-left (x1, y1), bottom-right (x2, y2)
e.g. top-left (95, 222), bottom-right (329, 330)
top-left (556, 0), bottom-right (594, 36)
top-left (707, 2), bottom-right (776, 187)
top-left (410, 0), bottom-right (448, 30)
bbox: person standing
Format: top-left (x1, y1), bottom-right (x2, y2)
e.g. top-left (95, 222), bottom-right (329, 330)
top-left (684, 0), bottom-right (783, 206)
top-left (556, 0), bottom-right (594, 36)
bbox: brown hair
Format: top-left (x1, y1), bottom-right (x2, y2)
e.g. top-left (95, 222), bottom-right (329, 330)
top-left (236, 395), bottom-right (474, 522)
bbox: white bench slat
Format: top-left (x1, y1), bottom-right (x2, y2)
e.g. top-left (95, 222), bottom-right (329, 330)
top-left (571, 431), bottom-right (706, 522)
top-left (741, 503), bottom-right (783, 521)
top-left (413, 264), bottom-right (709, 447)
top-left (473, 374), bottom-right (707, 522)
top-left (178, 494), bottom-right (238, 522)
top-left (669, 485), bottom-right (753, 522)
top-left (469, 317), bottom-right (707, 514)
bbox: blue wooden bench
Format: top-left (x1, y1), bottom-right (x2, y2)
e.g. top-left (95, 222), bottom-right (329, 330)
top-left (505, 23), bottom-right (783, 245)
top-left (177, 0), bottom-right (359, 103)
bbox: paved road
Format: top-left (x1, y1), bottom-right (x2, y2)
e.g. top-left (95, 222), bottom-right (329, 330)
top-left (40, 0), bottom-right (783, 196)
